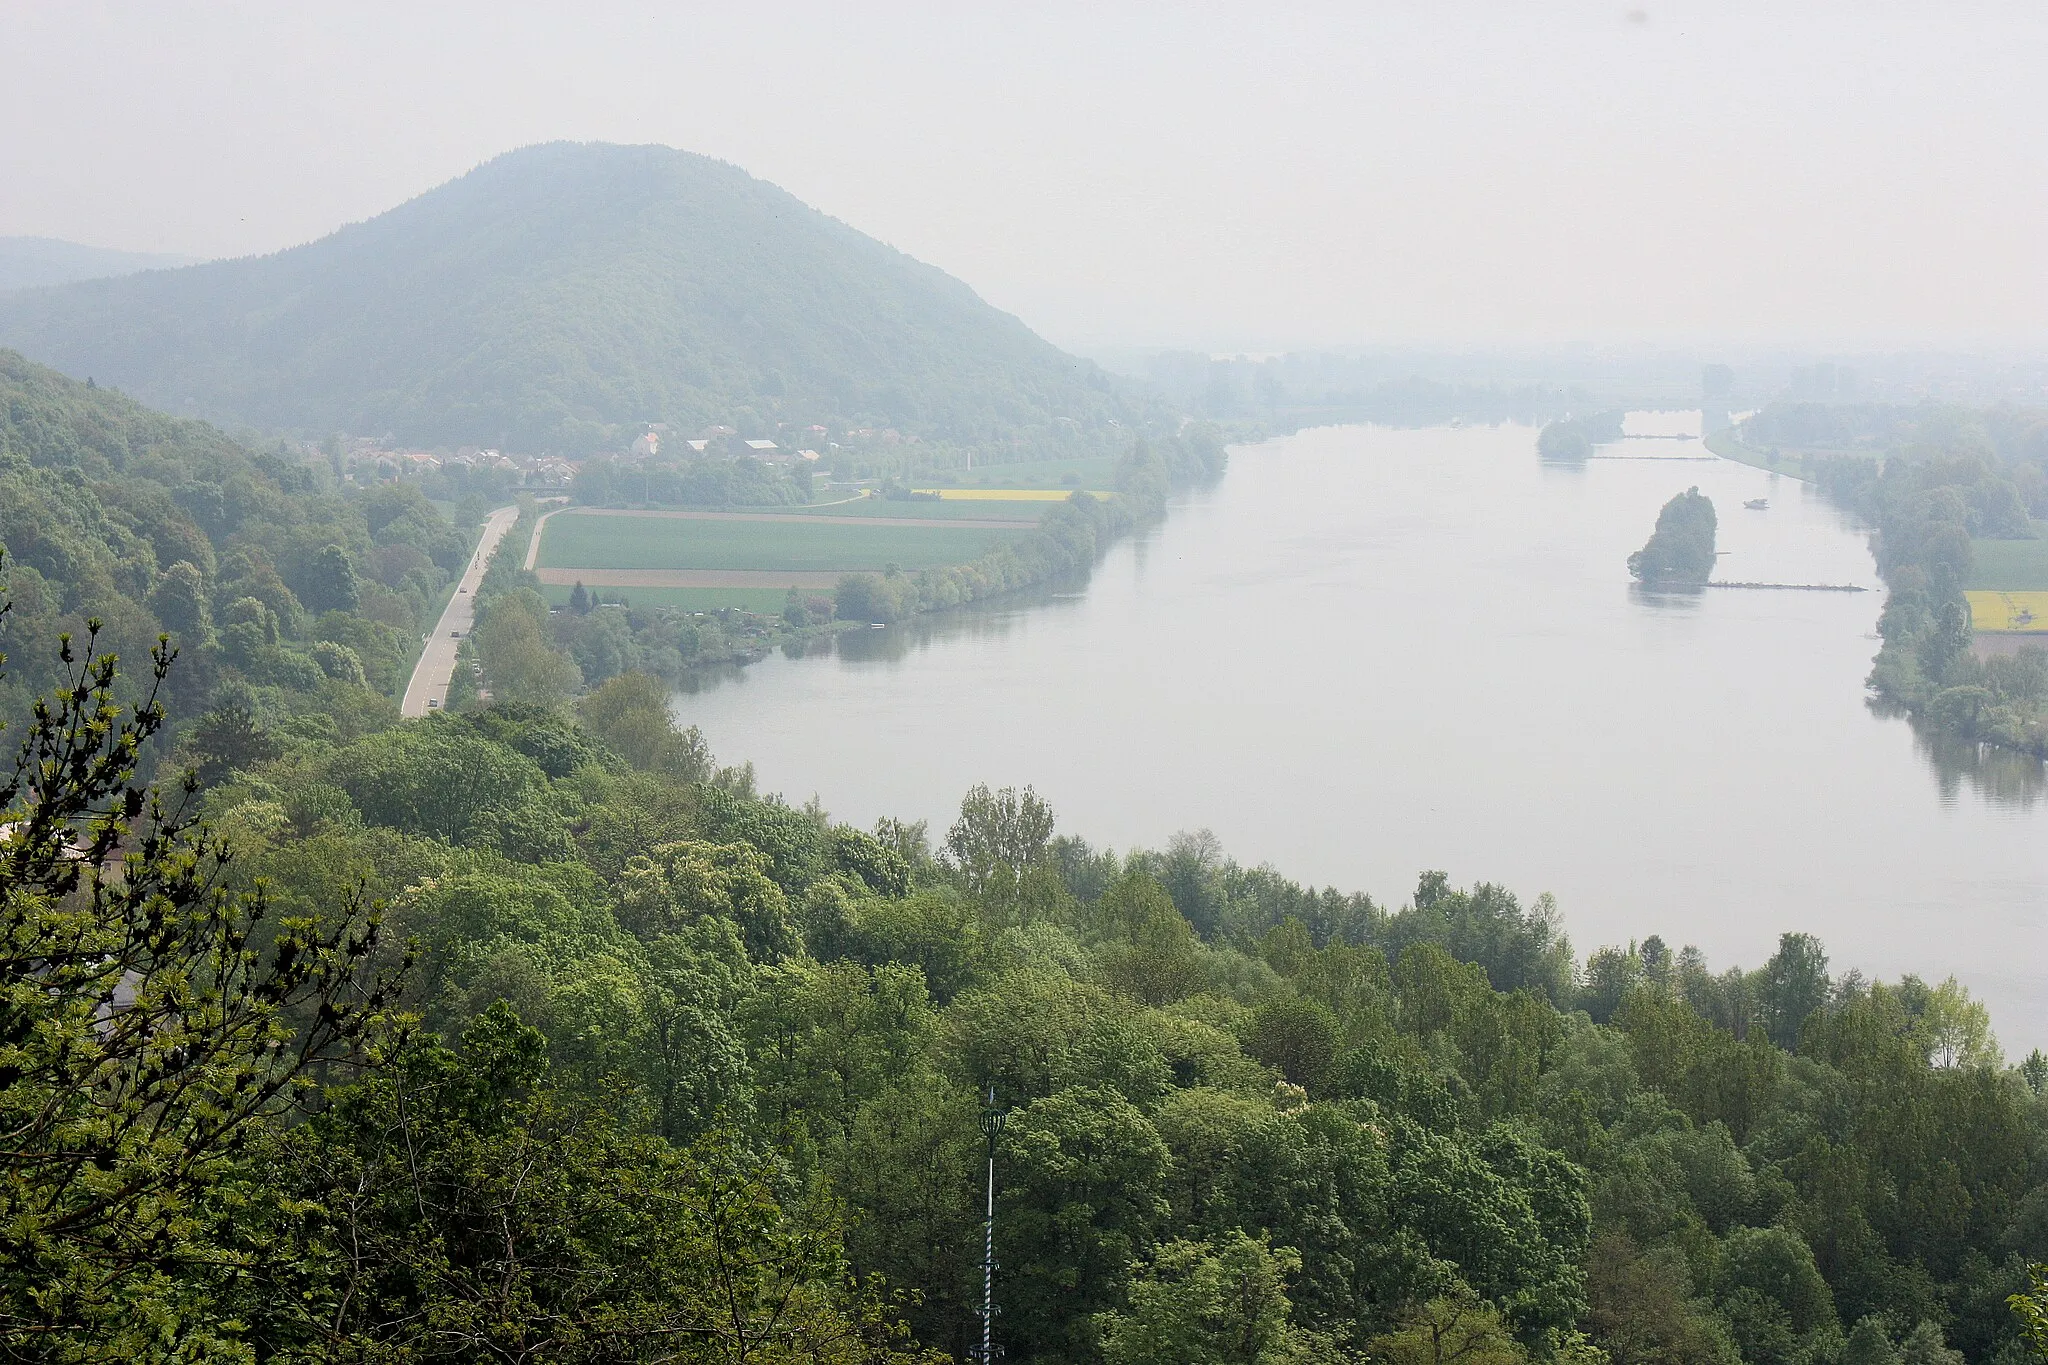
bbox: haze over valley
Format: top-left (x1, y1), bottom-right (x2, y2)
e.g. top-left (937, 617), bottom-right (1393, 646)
top-left (1, 8), bottom-right (2046, 1365)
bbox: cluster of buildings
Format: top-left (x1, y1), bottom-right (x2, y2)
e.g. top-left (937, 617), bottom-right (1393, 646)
top-left (628, 424), bottom-right (825, 466)
top-left (349, 418), bottom-right (897, 488)
top-left (358, 446), bottom-right (577, 487)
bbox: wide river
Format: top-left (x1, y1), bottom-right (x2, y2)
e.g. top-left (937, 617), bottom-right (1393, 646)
top-left (675, 418), bottom-right (2048, 1046)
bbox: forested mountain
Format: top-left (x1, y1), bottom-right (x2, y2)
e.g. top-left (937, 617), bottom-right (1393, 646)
top-left (0, 143), bottom-right (1145, 455)
top-left (0, 236), bottom-right (198, 291)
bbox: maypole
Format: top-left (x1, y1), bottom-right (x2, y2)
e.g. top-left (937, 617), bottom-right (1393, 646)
top-left (976, 1084), bottom-right (1009, 1365)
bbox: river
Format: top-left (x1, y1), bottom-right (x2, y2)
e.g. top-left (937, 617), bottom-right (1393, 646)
top-left (673, 417), bottom-right (2048, 1047)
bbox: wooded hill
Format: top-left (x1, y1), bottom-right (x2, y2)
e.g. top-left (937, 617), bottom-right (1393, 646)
top-left (0, 347), bottom-right (481, 749)
top-left (0, 143), bottom-right (1147, 457)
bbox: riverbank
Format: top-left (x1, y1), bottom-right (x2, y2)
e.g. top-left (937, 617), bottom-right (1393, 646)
top-left (1783, 413), bottom-right (2048, 759)
top-left (450, 431), bottom-right (1228, 705)
top-left (1703, 426), bottom-right (1816, 481)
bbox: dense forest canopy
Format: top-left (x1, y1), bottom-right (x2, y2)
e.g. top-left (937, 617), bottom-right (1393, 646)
top-left (0, 143), bottom-right (1153, 457)
top-left (4, 608), bottom-right (2047, 1362)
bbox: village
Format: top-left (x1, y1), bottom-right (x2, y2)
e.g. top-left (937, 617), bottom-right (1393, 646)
top-left (339, 419), bottom-right (921, 491)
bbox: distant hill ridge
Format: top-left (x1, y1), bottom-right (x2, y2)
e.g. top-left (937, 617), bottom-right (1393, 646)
top-left (0, 237), bottom-right (201, 292)
top-left (0, 143), bottom-right (1148, 456)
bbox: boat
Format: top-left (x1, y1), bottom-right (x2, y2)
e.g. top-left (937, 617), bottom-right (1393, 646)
top-left (1744, 498), bottom-right (1769, 510)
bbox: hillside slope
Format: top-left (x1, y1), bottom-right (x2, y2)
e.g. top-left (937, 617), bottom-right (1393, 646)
top-left (0, 347), bottom-right (477, 741)
top-left (0, 143), bottom-right (1144, 455)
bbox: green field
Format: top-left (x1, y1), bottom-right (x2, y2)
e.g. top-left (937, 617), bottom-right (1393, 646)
top-left (537, 511), bottom-right (1027, 572)
top-left (766, 497), bottom-right (1046, 521)
top-left (541, 583), bottom-right (802, 614)
top-left (1968, 528), bottom-right (2048, 591)
top-left (917, 456), bottom-right (1118, 489)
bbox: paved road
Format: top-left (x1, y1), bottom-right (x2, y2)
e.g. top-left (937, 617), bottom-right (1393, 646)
top-left (400, 504), bottom-right (521, 718)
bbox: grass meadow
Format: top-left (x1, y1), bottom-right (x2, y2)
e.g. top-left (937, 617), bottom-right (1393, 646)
top-left (1967, 530), bottom-right (2048, 592)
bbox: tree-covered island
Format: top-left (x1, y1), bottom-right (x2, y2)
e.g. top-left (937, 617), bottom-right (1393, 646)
top-left (1629, 487), bottom-right (1719, 585)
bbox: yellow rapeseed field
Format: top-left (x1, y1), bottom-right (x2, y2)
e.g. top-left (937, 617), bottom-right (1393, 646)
top-left (1965, 590), bottom-right (2048, 634)
top-left (913, 488), bottom-right (1113, 501)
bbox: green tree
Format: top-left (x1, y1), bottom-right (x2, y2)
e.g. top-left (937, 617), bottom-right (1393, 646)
top-left (143, 558), bottom-right (212, 646)
top-left (1714, 1226), bottom-right (1838, 1365)
top-left (1097, 1232), bottom-right (1308, 1365)
top-left (257, 1005), bottom-right (927, 1365)
top-left (619, 838), bottom-right (800, 961)
top-left (1001, 1086), bottom-right (1171, 1363)
top-left (1243, 996), bottom-right (1341, 1090)
top-left (577, 669), bottom-right (711, 779)
top-left (0, 624), bottom-right (401, 1357)
top-left (300, 542), bottom-right (361, 613)
top-left (1584, 1231), bottom-right (1731, 1365)
top-left (2011, 1263), bottom-right (2048, 1363)
top-left (1091, 869), bottom-right (1204, 1005)
top-left (187, 682), bottom-right (279, 785)
top-left (945, 783), bottom-right (1055, 892)
top-left (836, 1075), bottom-right (985, 1355)
top-left (473, 588), bottom-right (580, 706)
top-left (326, 719), bottom-right (551, 843)
top-left (1757, 932), bottom-right (1830, 1049)
top-left (1369, 1293), bottom-right (1529, 1365)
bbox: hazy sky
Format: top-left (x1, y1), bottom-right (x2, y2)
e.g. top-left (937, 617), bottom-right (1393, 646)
top-left (4, 1), bottom-right (2044, 350)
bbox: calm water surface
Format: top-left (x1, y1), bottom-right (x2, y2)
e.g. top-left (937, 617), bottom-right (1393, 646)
top-left (675, 419), bottom-right (2048, 1044)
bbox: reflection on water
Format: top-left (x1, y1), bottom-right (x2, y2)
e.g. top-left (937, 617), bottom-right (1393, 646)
top-left (672, 419), bottom-right (2048, 1045)
top-left (677, 577), bottom-right (1092, 688)
top-left (1628, 582), bottom-right (1708, 614)
top-left (1895, 702), bottom-right (2048, 807)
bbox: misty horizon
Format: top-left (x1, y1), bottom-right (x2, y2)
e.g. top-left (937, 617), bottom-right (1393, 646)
top-left (5, 3), bottom-right (2046, 353)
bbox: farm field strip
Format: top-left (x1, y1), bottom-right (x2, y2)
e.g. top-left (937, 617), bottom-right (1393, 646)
top-left (536, 508), bottom-right (1027, 573)
top-left (1967, 590), bottom-right (2048, 634)
top-left (563, 505), bottom-right (1030, 529)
